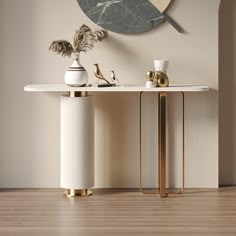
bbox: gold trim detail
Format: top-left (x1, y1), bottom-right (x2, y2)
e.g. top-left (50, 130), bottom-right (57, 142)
top-left (69, 91), bottom-right (88, 97)
top-left (64, 189), bottom-right (92, 197)
top-left (68, 69), bottom-right (86, 72)
top-left (69, 67), bottom-right (85, 69)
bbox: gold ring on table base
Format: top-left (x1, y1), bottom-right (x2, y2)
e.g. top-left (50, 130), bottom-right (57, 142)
top-left (64, 189), bottom-right (92, 197)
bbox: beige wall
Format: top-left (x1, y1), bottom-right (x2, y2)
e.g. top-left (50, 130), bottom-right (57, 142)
top-left (219, 0), bottom-right (236, 185)
top-left (0, 0), bottom-right (219, 188)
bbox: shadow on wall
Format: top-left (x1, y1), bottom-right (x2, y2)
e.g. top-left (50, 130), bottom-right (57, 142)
top-left (219, 0), bottom-right (236, 185)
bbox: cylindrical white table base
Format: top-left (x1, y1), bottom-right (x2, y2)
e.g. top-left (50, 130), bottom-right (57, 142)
top-left (60, 95), bottom-right (94, 196)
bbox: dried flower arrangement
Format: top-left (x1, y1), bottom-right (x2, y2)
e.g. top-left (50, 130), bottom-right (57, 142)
top-left (49, 24), bottom-right (108, 58)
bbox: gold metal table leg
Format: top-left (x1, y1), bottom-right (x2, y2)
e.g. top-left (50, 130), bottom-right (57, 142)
top-left (139, 92), bottom-right (159, 194)
top-left (159, 92), bottom-right (167, 198)
top-left (180, 91), bottom-right (185, 193)
top-left (182, 91), bottom-right (185, 193)
top-left (168, 92), bottom-right (185, 194)
top-left (139, 91), bottom-right (185, 197)
top-left (158, 93), bottom-right (161, 191)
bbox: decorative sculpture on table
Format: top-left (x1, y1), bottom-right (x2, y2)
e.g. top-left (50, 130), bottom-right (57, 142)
top-left (146, 71), bottom-right (155, 88)
top-left (111, 70), bottom-right (120, 85)
top-left (94, 64), bottom-right (112, 86)
top-left (49, 24), bottom-right (108, 87)
top-left (154, 59), bottom-right (169, 87)
top-left (94, 64), bottom-right (119, 87)
top-left (146, 59), bottom-right (169, 88)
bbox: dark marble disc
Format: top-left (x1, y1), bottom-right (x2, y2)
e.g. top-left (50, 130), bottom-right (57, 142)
top-left (77, 0), bottom-right (167, 34)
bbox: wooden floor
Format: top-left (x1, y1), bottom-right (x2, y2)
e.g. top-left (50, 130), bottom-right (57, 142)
top-left (0, 188), bottom-right (236, 235)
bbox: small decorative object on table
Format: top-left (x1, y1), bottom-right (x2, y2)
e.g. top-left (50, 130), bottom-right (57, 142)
top-left (153, 59), bottom-right (169, 87)
top-left (93, 64), bottom-right (119, 87)
top-left (49, 24), bottom-right (108, 87)
top-left (110, 70), bottom-right (121, 85)
top-left (145, 60), bottom-right (169, 88)
top-left (146, 71), bottom-right (155, 88)
top-left (94, 64), bottom-right (109, 84)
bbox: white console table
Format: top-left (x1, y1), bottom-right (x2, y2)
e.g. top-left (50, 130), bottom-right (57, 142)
top-left (24, 84), bottom-right (209, 198)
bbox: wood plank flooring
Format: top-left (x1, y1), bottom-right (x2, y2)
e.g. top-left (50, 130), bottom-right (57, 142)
top-left (0, 188), bottom-right (236, 235)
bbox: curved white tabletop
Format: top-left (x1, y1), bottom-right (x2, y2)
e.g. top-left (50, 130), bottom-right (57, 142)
top-left (24, 84), bottom-right (209, 92)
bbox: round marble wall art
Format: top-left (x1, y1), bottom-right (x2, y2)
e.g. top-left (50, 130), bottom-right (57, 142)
top-left (77, 0), bottom-right (172, 34)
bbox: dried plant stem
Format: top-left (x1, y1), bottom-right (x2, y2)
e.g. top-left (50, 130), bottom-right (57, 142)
top-left (49, 24), bottom-right (108, 57)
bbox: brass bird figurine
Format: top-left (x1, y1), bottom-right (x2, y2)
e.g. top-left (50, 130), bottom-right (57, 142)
top-left (110, 70), bottom-right (120, 85)
top-left (94, 64), bottom-right (110, 84)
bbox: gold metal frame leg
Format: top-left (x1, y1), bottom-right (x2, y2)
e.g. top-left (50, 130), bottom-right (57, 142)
top-left (159, 92), bottom-right (167, 198)
top-left (166, 91), bottom-right (185, 195)
top-left (139, 92), bottom-right (159, 194)
top-left (158, 93), bottom-right (161, 190)
top-left (181, 91), bottom-right (185, 193)
top-left (139, 91), bottom-right (185, 197)
top-left (64, 189), bottom-right (92, 197)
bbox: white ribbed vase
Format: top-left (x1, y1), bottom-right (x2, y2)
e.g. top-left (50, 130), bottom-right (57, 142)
top-left (64, 56), bottom-right (88, 87)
